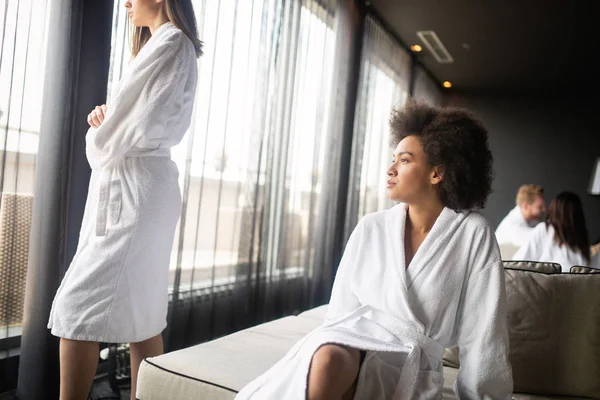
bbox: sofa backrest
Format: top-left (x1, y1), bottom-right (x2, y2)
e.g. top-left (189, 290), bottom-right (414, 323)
top-left (503, 260), bottom-right (562, 274)
top-left (570, 265), bottom-right (600, 274)
top-left (444, 263), bottom-right (600, 398)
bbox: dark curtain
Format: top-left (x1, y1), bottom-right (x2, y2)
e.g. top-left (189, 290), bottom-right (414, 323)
top-left (344, 14), bottom-right (413, 242)
top-left (412, 65), bottom-right (443, 106)
top-left (16, 0), bottom-right (114, 398)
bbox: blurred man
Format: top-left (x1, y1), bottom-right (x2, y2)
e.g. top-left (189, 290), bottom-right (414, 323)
top-left (495, 184), bottom-right (546, 247)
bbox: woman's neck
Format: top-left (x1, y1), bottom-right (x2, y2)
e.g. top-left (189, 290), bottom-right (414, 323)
top-left (406, 199), bottom-right (445, 234)
top-left (148, 15), bottom-right (169, 35)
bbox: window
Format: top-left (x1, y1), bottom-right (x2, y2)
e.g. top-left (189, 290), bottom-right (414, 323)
top-left (108, 1), bottom-right (337, 292)
top-left (345, 15), bottom-right (412, 234)
top-left (0, 0), bottom-right (49, 341)
top-left (358, 62), bottom-right (408, 216)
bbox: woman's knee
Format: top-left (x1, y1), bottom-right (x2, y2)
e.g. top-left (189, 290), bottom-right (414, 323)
top-left (311, 344), bottom-right (360, 377)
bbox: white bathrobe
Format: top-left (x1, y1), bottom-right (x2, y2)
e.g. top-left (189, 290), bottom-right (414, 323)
top-left (591, 252), bottom-right (600, 269)
top-left (48, 22), bottom-right (198, 343)
top-left (494, 205), bottom-right (536, 247)
top-left (236, 203), bottom-right (513, 399)
top-left (513, 223), bottom-right (589, 273)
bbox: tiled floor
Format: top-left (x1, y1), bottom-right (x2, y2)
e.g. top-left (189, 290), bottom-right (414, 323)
top-left (0, 378), bottom-right (130, 400)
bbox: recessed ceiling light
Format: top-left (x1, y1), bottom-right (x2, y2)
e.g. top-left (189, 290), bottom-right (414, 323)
top-left (443, 81), bottom-right (452, 88)
top-left (410, 44), bottom-right (422, 52)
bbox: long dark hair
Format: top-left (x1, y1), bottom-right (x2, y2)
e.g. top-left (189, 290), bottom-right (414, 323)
top-left (546, 191), bottom-right (590, 263)
top-left (132, 0), bottom-right (203, 58)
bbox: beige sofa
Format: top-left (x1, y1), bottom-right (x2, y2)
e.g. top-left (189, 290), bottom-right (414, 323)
top-left (137, 305), bottom-right (477, 399)
top-left (137, 264), bottom-right (600, 399)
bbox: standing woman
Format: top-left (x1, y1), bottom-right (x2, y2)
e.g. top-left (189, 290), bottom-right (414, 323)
top-left (47, 1), bottom-right (201, 399)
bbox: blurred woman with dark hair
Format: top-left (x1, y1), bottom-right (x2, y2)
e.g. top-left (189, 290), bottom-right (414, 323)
top-left (514, 191), bottom-right (593, 272)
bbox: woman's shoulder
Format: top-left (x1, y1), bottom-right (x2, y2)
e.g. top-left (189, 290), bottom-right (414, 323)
top-left (461, 209), bottom-right (495, 237)
top-left (354, 212), bottom-right (384, 238)
top-left (458, 211), bottom-right (503, 269)
top-left (155, 24), bottom-right (195, 56)
top-left (531, 221), bottom-right (551, 238)
top-left (359, 204), bottom-right (404, 228)
top-left (158, 22), bottom-right (184, 39)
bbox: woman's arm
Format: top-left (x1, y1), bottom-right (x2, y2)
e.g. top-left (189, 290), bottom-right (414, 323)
top-left (325, 220), bottom-right (365, 321)
top-left (454, 261), bottom-right (513, 399)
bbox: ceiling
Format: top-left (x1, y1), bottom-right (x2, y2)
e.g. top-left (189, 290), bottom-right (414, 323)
top-left (369, 0), bottom-right (598, 92)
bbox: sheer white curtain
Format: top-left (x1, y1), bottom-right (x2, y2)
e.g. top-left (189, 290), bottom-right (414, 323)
top-left (0, 0), bottom-right (48, 342)
top-left (412, 65), bottom-right (443, 106)
top-left (107, 0), bottom-right (350, 347)
top-left (345, 15), bottom-right (412, 236)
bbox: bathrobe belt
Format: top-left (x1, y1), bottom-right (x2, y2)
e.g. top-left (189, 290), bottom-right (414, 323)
top-left (324, 305), bottom-right (445, 400)
top-left (95, 147), bottom-right (172, 237)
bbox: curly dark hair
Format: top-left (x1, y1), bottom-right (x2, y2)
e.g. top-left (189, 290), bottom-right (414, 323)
top-left (389, 98), bottom-right (494, 211)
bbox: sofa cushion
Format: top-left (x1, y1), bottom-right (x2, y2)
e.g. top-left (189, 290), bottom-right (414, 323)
top-left (296, 304), bottom-right (328, 321)
top-left (503, 260), bottom-right (562, 274)
top-left (136, 316), bottom-right (318, 400)
top-left (442, 347), bottom-right (460, 369)
top-left (506, 269), bottom-right (600, 397)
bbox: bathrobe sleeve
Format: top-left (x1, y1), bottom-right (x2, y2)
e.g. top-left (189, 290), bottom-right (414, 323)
top-left (85, 31), bottom-right (191, 169)
top-left (454, 261), bottom-right (513, 399)
top-left (325, 219), bottom-right (365, 321)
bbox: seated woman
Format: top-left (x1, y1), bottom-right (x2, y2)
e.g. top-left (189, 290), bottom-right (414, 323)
top-left (236, 100), bottom-right (513, 400)
top-left (513, 192), bottom-right (591, 272)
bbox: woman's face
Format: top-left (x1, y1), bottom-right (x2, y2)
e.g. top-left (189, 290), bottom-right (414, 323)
top-left (386, 135), bottom-right (441, 204)
top-left (124, 0), bottom-right (163, 27)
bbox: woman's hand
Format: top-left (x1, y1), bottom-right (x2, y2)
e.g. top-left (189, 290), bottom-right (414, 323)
top-left (87, 104), bottom-right (108, 128)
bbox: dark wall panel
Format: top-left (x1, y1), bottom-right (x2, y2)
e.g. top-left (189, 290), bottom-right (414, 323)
top-left (445, 92), bottom-right (600, 242)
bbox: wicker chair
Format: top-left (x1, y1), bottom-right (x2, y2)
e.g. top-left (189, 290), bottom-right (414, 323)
top-left (0, 193), bottom-right (34, 328)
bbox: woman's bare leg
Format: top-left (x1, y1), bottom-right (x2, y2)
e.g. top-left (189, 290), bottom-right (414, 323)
top-left (59, 338), bottom-right (99, 400)
top-left (129, 334), bottom-right (163, 400)
top-left (307, 344), bottom-right (361, 400)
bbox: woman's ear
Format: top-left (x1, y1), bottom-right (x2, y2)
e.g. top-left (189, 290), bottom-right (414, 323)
top-left (430, 166), bottom-right (444, 185)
